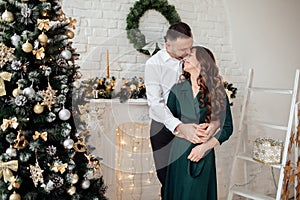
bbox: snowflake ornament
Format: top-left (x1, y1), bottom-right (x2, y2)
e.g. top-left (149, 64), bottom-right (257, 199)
top-left (0, 43), bottom-right (15, 68)
top-left (29, 160), bottom-right (44, 187)
top-left (41, 82), bottom-right (57, 111)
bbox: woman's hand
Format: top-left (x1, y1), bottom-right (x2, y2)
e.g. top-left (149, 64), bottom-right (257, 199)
top-left (187, 143), bottom-right (209, 162)
top-left (187, 137), bottom-right (220, 162)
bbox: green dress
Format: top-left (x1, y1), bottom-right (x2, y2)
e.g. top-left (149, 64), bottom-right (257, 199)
top-left (163, 80), bottom-right (233, 200)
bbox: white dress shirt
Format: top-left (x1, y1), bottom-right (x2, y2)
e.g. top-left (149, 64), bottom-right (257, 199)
top-left (145, 49), bottom-right (182, 132)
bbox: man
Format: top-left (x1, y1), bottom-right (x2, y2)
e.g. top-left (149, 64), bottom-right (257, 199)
top-left (145, 22), bottom-right (202, 197)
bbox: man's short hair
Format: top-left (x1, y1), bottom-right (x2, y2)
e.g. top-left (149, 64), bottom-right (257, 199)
top-left (166, 22), bottom-right (192, 41)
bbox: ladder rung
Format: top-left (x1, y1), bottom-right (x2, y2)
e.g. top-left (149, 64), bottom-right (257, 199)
top-left (250, 87), bottom-right (293, 94)
top-left (230, 186), bottom-right (276, 200)
top-left (237, 153), bottom-right (281, 169)
top-left (255, 121), bottom-right (288, 131)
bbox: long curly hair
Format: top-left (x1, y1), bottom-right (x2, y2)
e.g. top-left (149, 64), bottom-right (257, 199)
top-left (182, 46), bottom-right (226, 123)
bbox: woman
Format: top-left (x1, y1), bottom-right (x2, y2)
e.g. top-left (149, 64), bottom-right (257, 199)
top-left (163, 46), bottom-right (233, 200)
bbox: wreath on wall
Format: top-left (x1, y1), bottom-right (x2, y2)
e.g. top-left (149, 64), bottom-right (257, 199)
top-left (126, 0), bottom-right (181, 56)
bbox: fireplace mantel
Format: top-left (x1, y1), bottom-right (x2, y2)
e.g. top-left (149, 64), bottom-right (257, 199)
top-left (87, 98), bottom-right (159, 199)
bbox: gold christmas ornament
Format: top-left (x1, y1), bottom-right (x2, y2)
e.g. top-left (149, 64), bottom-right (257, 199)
top-left (33, 102), bottom-right (44, 114)
top-left (71, 174), bottom-right (79, 184)
top-left (0, 160), bottom-right (18, 183)
top-left (41, 10), bottom-right (49, 17)
top-left (51, 162), bottom-right (68, 174)
top-left (37, 19), bottom-right (50, 31)
top-left (1, 10), bottom-right (14, 23)
top-left (68, 17), bottom-right (77, 29)
top-left (1, 117), bottom-right (19, 131)
top-left (8, 176), bottom-right (20, 190)
top-left (66, 30), bottom-right (74, 39)
top-left (22, 40), bottom-right (33, 53)
top-left (57, 10), bottom-right (67, 22)
top-left (38, 32), bottom-right (48, 44)
top-left (32, 47), bottom-right (45, 60)
top-left (0, 43), bottom-right (15, 68)
top-left (67, 185), bottom-right (76, 195)
top-left (73, 140), bottom-right (87, 153)
top-left (9, 191), bottom-right (21, 200)
top-left (12, 87), bottom-right (23, 97)
top-left (0, 71), bottom-right (12, 96)
top-left (13, 130), bottom-right (29, 150)
top-left (33, 131), bottom-right (47, 141)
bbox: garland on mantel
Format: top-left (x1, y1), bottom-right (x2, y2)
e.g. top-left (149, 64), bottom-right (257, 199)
top-left (126, 0), bottom-right (181, 56)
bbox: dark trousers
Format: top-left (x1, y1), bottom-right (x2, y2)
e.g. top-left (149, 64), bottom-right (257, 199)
top-left (150, 120), bottom-right (175, 197)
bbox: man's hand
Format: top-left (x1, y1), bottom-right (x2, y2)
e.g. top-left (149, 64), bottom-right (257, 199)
top-left (196, 121), bottom-right (220, 142)
top-left (176, 123), bottom-right (198, 143)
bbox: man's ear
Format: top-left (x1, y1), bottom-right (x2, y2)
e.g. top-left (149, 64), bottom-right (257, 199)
top-left (165, 41), bottom-right (170, 48)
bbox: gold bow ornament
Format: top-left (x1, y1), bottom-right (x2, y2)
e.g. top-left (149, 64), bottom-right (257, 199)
top-left (0, 160), bottom-right (18, 183)
top-left (0, 71), bottom-right (12, 96)
top-left (1, 117), bottom-right (19, 131)
top-left (68, 17), bottom-right (77, 29)
top-left (32, 47), bottom-right (45, 60)
top-left (37, 19), bottom-right (50, 31)
top-left (52, 162), bottom-right (68, 174)
top-left (33, 131), bottom-right (47, 141)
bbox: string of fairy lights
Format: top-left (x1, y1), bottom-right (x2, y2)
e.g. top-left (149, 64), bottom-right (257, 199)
top-left (115, 122), bottom-right (158, 199)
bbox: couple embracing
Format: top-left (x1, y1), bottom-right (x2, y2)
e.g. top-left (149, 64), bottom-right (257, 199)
top-left (145, 22), bottom-right (233, 200)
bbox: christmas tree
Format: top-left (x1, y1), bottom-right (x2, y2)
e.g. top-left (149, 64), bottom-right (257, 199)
top-left (0, 0), bottom-right (107, 199)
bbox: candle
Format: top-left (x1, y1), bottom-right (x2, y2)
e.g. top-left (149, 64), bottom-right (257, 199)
top-left (106, 49), bottom-right (109, 78)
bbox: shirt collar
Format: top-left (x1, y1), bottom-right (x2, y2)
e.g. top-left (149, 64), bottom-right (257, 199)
top-left (160, 49), bottom-right (177, 63)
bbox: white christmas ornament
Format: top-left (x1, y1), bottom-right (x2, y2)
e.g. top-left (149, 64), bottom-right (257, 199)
top-left (64, 138), bottom-right (74, 149)
top-left (11, 34), bottom-right (21, 47)
top-left (81, 179), bottom-right (90, 189)
top-left (59, 108), bottom-right (71, 121)
top-left (23, 86), bottom-right (35, 98)
top-left (61, 50), bottom-right (72, 60)
top-left (6, 146), bottom-right (17, 157)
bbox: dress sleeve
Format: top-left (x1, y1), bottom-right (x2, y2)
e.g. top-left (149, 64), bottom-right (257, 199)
top-left (214, 96), bottom-right (233, 145)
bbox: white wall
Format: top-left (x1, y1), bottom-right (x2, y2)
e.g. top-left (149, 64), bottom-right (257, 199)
top-left (224, 0), bottom-right (300, 88)
top-left (224, 0), bottom-right (300, 142)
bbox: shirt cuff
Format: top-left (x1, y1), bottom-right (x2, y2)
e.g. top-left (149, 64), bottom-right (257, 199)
top-left (165, 118), bottom-right (182, 133)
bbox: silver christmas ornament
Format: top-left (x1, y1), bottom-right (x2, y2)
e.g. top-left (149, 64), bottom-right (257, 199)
top-left (63, 138), bottom-right (74, 149)
top-left (6, 146), bottom-right (17, 157)
top-left (46, 112), bottom-right (56, 123)
top-left (61, 50), bottom-right (72, 60)
top-left (81, 179), bottom-right (90, 189)
top-left (72, 80), bottom-right (81, 89)
top-left (11, 34), bottom-right (21, 47)
top-left (59, 108), bottom-right (71, 121)
top-left (23, 86), bottom-right (35, 98)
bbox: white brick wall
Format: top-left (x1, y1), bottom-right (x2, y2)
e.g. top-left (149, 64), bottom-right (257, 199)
top-left (62, 0), bottom-right (246, 199)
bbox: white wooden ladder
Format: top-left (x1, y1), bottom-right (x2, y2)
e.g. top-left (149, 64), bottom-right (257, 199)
top-left (227, 68), bottom-right (300, 200)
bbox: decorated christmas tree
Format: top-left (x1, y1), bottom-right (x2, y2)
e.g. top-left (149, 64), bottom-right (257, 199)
top-left (0, 0), bottom-right (107, 199)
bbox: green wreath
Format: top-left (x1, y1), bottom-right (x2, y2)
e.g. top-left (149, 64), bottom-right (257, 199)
top-left (126, 0), bottom-right (181, 56)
